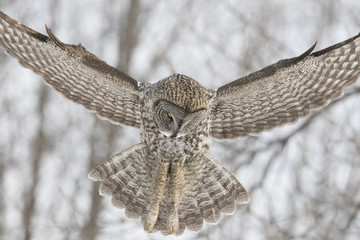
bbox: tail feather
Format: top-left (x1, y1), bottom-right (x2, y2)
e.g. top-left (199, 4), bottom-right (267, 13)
top-left (88, 144), bottom-right (145, 181)
top-left (89, 143), bottom-right (150, 219)
top-left (124, 186), bottom-right (146, 219)
top-left (185, 152), bottom-right (249, 228)
top-left (88, 145), bottom-right (250, 235)
top-left (185, 202), bottom-right (203, 231)
top-left (112, 186), bottom-right (129, 209)
top-left (198, 185), bottom-right (221, 223)
top-left (170, 151), bottom-right (249, 232)
top-left (88, 144), bottom-right (144, 181)
top-left (112, 180), bottom-right (146, 218)
top-left (204, 152), bottom-right (250, 204)
top-left (206, 152), bottom-right (250, 204)
top-left (178, 212), bottom-right (186, 235)
top-left (205, 168), bottom-right (236, 215)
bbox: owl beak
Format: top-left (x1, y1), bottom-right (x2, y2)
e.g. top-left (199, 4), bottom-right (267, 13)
top-left (168, 121), bottom-right (181, 138)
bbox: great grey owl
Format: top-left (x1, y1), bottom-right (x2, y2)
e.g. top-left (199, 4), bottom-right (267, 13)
top-left (1, 11), bottom-right (360, 235)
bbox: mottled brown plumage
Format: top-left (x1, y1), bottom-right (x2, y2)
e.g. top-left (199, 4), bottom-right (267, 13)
top-left (0, 11), bottom-right (140, 127)
top-left (211, 34), bottom-right (360, 139)
top-left (1, 10), bottom-right (359, 235)
top-left (152, 74), bottom-right (211, 112)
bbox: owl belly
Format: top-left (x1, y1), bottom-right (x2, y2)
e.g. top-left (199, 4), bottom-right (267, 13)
top-left (143, 124), bottom-right (211, 161)
top-left (140, 121), bottom-right (211, 234)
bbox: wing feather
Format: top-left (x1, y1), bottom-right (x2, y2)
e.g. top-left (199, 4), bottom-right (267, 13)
top-left (0, 11), bottom-right (141, 128)
top-left (211, 33), bottom-right (360, 139)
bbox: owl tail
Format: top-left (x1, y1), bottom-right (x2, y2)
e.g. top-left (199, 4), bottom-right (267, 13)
top-left (89, 145), bottom-right (250, 235)
top-left (195, 152), bottom-right (250, 220)
top-left (154, 152), bottom-right (250, 235)
top-left (88, 143), bottom-right (151, 219)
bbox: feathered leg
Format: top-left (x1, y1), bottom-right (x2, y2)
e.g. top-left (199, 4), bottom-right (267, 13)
top-left (142, 160), bottom-right (169, 232)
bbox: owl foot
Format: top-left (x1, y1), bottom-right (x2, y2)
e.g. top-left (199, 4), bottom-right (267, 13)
top-left (143, 206), bottom-right (159, 232)
top-left (166, 212), bottom-right (179, 234)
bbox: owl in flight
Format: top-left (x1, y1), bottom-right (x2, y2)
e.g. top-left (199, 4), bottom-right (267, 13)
top-left (0, 11), bottom-right (359, 235)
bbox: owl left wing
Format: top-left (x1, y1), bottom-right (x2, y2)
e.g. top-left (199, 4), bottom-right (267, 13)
top-left (0, 11), bottom-right (141, 128)
top-left (210, 33), bottom-right (360, 139)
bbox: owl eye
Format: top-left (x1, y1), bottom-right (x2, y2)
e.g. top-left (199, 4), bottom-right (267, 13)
top-left (167, 112), bottom-right (173, 119)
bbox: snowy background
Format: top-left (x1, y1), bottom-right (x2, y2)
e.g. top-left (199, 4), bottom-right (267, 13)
top-left (0, 0), bottom-right (360, 239)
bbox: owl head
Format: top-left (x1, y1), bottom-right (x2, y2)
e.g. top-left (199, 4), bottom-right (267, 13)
top-left (152, 74), bottom-right (211, 137)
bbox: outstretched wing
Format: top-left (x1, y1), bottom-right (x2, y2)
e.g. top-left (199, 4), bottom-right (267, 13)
top-left (210, 33), bottom-right (360, 139)
top-left (0, 11), bottom-right (141, 128)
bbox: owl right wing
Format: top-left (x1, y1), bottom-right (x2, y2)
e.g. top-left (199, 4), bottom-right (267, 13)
top-left (210, 33), bottom-right (360, 139)
top-left (0, 11), bottom-right (141, 128)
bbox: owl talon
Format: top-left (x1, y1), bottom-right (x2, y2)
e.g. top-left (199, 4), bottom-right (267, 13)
top-left (166, 213), bottom-right (179, 234)
top-left (143, 207), bottom-right (159, 232)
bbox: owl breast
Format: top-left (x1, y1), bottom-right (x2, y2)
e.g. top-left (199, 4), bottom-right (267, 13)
top-left (138, 79), bottom-right (212, 162)
top-left (143, 117), bottom-right (211, 161)
top-left (140, 100), bottom-right (211, 162)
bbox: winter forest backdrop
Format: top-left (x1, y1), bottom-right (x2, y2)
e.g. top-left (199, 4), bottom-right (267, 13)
top-left (0, 0), bottom-right (360, 239)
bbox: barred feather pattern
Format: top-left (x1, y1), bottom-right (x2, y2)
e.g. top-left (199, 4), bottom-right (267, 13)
top-left (2, 10), bottom-right (360, 237)
top-left (89, 144), bottom-right (151, 219)
top-left (89, 145), bottom-right (249, 235)
top-left (174, 152), bottom-right (248, 234)
top-left (211, 33), bottom-right (360, 139)
top-left (0, 11), bottom-right (141, 128)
